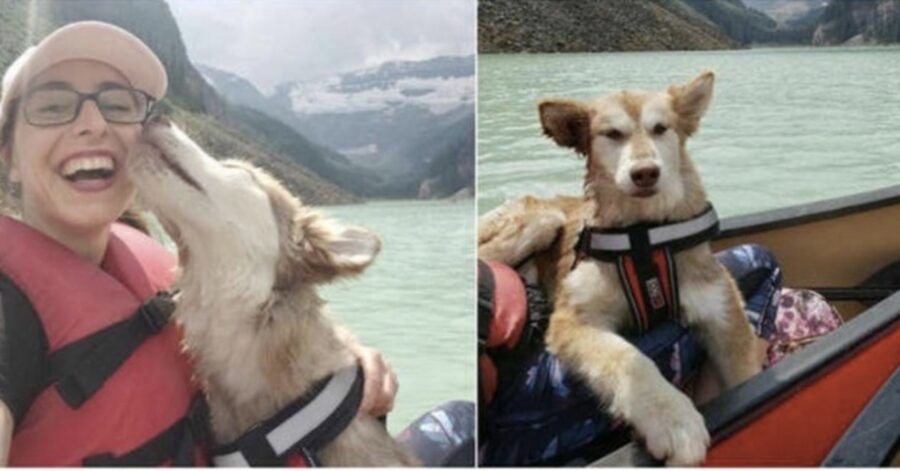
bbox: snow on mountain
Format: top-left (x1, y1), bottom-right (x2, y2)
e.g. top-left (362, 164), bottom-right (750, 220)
top-left (269, 55), bottom-right (474, 166)
top-left (193, 56), bottom-right (474, 198)
top-left (287, 74), bottom-right (473, 115)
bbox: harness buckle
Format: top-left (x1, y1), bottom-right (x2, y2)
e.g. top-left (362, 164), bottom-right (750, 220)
top-left (646, 277), bottom-right (666, 310)
top-left (139, 293), bottom-right (174, 333)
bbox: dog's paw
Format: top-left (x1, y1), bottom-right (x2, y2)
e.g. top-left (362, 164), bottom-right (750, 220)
top-left (631, 388), bottom-right (710, 466)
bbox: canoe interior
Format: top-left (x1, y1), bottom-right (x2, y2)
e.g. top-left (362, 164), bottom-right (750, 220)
top-left (712, 185), bottom-right (900, 319)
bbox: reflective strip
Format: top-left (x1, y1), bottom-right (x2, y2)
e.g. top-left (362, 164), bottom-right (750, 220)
top-left (266, 365), bottom-right (358, 455)
top-left (588, 232), bottom-right (631, 251)
top-left (213, 451), bottom-right (251, 467)
top-left (648, 208), bottom-right (718, 246)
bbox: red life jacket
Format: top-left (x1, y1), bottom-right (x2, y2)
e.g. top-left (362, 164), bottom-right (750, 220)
top-left (0, 215), bottom-right (207, 466)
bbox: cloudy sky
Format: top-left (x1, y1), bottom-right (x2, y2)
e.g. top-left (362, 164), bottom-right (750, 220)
top-left (168, 0), bottom-right (475, 94)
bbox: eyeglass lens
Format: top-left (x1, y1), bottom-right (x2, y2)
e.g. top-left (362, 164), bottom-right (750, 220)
top-left (24, 88), bottom-right (149, 126)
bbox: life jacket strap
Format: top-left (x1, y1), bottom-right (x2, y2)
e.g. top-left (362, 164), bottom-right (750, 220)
top-left (211, 364), bottom-right (364, 467)
top-left (43, 292), bottom-right (175, 408)
top-left (576, 205), bottom-right (719, 334)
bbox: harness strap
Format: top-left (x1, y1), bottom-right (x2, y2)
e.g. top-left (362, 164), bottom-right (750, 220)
top-left (578, 205), bottom-right (720, 261)
top-left (212, 364), bottom-right (364, 467)
top-left (576, 205), bottom-right (718, 334)
top-left (43, 292), bottom-right (175, 408)
top-left (83, 394), bottom-right (210, 466)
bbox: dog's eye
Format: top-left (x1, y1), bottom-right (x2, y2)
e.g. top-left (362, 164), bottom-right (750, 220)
top-left (604, 129), bottom-right (624, 141)
top-left (652, 124), bottom-right (668, 135)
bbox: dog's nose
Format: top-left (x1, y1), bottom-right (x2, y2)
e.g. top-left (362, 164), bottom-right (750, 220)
top-left (631, 166), bottom-right (660, 188)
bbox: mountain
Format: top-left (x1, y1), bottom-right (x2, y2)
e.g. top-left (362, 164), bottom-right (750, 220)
top-left (1, 0), bottom-right (359, 204)
top-left (479, 0), bottom-right (899, 51)
top-left (679, 0), bottom-right (778, 44)
top-left (812, 0), bottom-right (900, 45)
top-left (478, 0), bottom-right (737, 52)
top-left (209, 56), bottom-right (476, 199)
top-left (197, 64), bottom-right (272, 113)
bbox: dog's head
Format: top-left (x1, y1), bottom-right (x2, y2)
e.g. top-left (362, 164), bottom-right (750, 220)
top-left (539, 71), bottom-right (714, 210)
top-left (128, 118), bottom-right (381, 293)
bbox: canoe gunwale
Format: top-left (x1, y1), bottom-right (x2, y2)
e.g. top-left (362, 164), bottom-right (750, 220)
top-left (717, 183), bottom-right (900, 238)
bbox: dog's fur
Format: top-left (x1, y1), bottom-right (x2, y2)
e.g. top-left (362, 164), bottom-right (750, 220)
top-left (128, 119), bottom-right (418, 466)
top-left (481, 72), bottom-right (761, 466)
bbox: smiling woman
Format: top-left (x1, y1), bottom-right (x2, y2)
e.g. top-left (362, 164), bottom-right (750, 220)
top-left (0, 22), bottom-right (202, 466)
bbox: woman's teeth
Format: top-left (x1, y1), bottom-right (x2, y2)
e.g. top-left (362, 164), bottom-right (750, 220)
top-left (61, 156), bottom-right (116, 181)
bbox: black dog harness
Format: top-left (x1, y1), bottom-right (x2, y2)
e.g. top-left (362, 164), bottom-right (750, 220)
top-left (575, 205), bottom-right (720, 334)
top-left (211, 365), bottom-right (364, 467)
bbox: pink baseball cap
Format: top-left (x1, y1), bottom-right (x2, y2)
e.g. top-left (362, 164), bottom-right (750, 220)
top-left (0, 21), bottom-right (167, 145)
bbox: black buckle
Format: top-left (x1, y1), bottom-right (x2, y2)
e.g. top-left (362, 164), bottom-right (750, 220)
top-left (139, 293), bottom-right (174, 333)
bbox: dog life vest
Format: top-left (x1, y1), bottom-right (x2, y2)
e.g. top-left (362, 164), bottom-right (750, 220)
top-left (575, 205), bottom-right (720, 334)
top-left (0, 215), bottom-right (208, 466)
top-left (211, 364), bottom-right (364, 467)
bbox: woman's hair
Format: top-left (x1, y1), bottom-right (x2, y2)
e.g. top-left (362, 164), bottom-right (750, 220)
top-left (0, 97), bottom-right (19, 214)
top-left (0, 97), bottom-right (17, 149)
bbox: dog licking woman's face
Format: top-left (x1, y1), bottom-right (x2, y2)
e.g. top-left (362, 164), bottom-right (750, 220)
top-left (538, 71), bottom-right (714, 204)
top-left (128, 119), bottom-right (381, 290)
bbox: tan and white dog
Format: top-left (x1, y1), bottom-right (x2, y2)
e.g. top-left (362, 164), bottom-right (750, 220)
top-left (481, 71), bottom-right (761, 466)
top-left (128, 118), bottom-right (418, 466)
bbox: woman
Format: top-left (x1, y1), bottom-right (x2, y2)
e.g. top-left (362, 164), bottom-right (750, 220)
top-left (0, 21), bottom-right (398, 466)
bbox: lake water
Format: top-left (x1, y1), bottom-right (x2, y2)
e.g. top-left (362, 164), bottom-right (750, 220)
top-left (478, 46), bottom-right (900, 216)
top-left (321, 199), bottom-right (475, 434)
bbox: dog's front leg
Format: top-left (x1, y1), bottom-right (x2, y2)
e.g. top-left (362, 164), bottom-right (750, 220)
top-left (546, 302), bottom-right (710, 466)
top-left (682, 272), bottom-right (762, 388)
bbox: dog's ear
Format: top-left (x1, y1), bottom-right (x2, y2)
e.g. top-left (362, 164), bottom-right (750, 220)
top-left (288, 213), bottom-right (382, 285)
top-left (668, 70), bottom-right (715, 136)
top-left (539, 100), bottom-right (592, 156)
top-left (318, 224), bottom-right (381, 274)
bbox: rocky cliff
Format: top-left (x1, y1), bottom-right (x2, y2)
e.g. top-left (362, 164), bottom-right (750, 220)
top-left (479, 0), bottom-right (737, 52)
top-left (812, 0), bottom-right (900, 45)
top-left (479, 0), bottom-right (900, 52)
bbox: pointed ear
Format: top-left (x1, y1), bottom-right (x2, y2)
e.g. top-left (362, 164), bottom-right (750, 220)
top-left (289, 213), bottom-right (382, 285)
top-left (319, 224), bottom-right (381, 273)
top-left (668, 70), bottom-right (715, 135)
top-left (539, 100), bottom-right (592, 156)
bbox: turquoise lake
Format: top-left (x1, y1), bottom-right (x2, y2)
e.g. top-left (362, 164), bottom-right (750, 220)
top-left (478, 46), bottom-right (900, 216)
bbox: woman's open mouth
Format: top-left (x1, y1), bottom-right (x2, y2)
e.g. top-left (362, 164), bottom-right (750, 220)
top-left (59, 155), bottom-right (118, 192)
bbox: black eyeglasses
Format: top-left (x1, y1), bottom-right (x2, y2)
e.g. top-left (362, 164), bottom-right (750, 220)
top-left (22, 87), bottom-right (155, 126)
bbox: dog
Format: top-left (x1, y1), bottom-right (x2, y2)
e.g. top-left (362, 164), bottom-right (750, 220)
top-left (128, 117), bottom-right (418, 466)
top-left (482, 71), bottom-right (761, 466)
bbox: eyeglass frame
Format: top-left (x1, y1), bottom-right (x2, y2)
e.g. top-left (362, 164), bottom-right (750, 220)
top-left (21, 85), bottom-right (156, 127)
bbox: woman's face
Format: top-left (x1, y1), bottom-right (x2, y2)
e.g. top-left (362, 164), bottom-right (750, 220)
top-left (7, 59), bottom-right (141, 234)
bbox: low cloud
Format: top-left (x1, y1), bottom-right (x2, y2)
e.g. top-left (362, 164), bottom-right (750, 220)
top-left (168, 0), bottom-right (475, 94)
